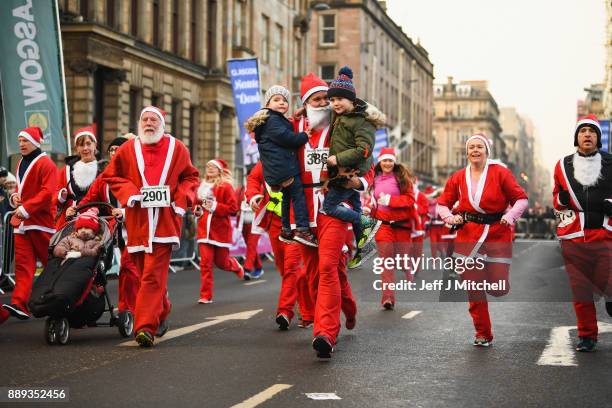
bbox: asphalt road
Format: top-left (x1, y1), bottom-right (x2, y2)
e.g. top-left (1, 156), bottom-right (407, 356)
top-left (1, 239), bottom-right (611, 408)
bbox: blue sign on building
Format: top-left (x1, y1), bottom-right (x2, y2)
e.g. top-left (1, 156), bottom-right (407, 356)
top-left (599, 119), bottom-right (610, 153)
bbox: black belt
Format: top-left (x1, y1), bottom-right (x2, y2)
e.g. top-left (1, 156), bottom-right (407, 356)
top-left (462, 212), bottom-right (504, 225)
top-left (380, 220), bottom-right (412, 230)
top-left (303, 182), bottom-right (324, 188)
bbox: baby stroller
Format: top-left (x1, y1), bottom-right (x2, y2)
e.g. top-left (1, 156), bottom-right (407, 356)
top-left (28, 202), bottom-right (133, 345)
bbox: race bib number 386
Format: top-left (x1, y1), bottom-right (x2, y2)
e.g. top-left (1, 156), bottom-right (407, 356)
top-left (141, 186), bottom-right (171, 208)
top-left (305, 148), bottom-right (329, 173)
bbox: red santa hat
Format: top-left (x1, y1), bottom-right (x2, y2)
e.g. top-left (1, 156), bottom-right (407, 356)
top-left (300, 72), bottom-right (329, 104)
top-left (378, 147), bottom-right (397, 163)
top-left (75, 208), bottom-right (100, 234)
top-left (424, 185), bottom-right (435, 195)
top-left (140, 106), bottom-right (166, 129)
top-left (465, 133), bottom-right (492, 155)
top-left (207, 158), bottom-right (228, 172)
top-left (18, 127), bottom-right (44, 148)
top-left (574, 114), bottom-right (602, 148)
top-left (74, 126), bottom-right (97, 145)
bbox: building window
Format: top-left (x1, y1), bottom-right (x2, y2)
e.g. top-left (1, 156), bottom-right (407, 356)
top-left (190, 0), bottom-right (197, 61)
top-left (274, 24), bottom-right (283, 69)
top-left (293, 37), bottom-right (301, 75)
top-left (233, 1), bottom-right (247, 47)
top-left (320, 64), bottom-right (335, 84)
top-left (172, 99), bottom-right (182, 140)
top-left (319, 14), bottom-right (335, 45)
top-left (261, 14), bottom-right (270, 64)
top-left (189, 105), bottom-right (197, 151)
top-left (151, 94), bottom-right (162, 108)
top-left (106, 0), bottom-right (115, 28)
top-left (80, 0), bottom-right (89, 19)
top-left (129, 88), bottom-right (142, 133)
top-left (172, 0), bottom-right (179, 53)
top-left (207, 0), bottom-right (217, 66)
top-left (131, 0), bottom-right (139, 36)
top-left (153, 0), bottom-right (160, 47)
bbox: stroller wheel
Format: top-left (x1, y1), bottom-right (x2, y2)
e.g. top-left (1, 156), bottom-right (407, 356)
top-left (57, 318), bottom-right (70, 345)
top-left (44, 318), bottom-right (58, 345)
top-left (118, 311), bottom-right (134, 338)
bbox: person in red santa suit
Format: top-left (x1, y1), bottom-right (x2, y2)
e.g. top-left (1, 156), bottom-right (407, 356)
top-left (293, 73), bottom-right (380, 358)
top-left (103, 106), bottom-right (200, 347)
top-left (437, 134), bottom-right (528, 347)
top-left (236, 165), bottom-right (264, 280)
top-left (552, 115), bottom-right (612, 352)
top-left (55, 126), bottom-right (101, 229)
top-left (245, 160), bottom-right (314, 329)
top-left (77, 136), bottom-right (148, 331)
top-left (1, 128), bottom-right (58, 323)
top-left (408, 177), bottom-right (429, 275)
top-left (364, 147), bottom-right (415, 310)
top-left (426, 186), bottom-right (453, 258)
top-left (195, 159), bottom-right (245, 304)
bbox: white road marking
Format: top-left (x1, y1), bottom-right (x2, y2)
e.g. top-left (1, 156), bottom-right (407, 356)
top-left (538, 322), bottom-right (612, 366)
top-left (402, 311), bottom-right (422, 319)
top-left (537, 326), bottom-right (577, 366)
top-left (119, 309), bottom-right (263, 346)
top-left (230, 384), bottom-right (292, 408)
top-left (305, 393), bottom-right (342, 400)
top-left (244, 280), bottom-right (267, 286)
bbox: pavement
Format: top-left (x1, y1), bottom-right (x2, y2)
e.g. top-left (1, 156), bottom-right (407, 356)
top-left (0, 239), bottom-right (611, 407)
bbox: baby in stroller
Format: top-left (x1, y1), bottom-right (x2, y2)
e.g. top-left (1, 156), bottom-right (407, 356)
top-left (53, 208), bottom-right (103, 263)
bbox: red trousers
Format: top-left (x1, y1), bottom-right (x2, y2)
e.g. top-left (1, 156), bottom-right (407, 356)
top-left (267, 216), bottom-right (311, 320)
top-left (242, 223), bottom-right (262, 272)
top-left (118, 248), bottom-right (140, 313)
top-left (455, 223), bottom-right (512, 341)
top-left (12, 230), bottom-right (51, 311)
top-left (410, 235), bottom-right (424, 274)
top-left (199, 243), bottom-right (241, 300)
top-left (132, 243), bottom-right (172, 335)
top-left (303, 214), bottom-right (356, 345)
top-left (561, 228), bottom-right (612, 340)
top-left (376, 225), bottom-right (413, 304)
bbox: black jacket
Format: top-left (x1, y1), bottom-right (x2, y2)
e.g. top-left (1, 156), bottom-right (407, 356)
top-left (254, 109), bottom-right (308, 185)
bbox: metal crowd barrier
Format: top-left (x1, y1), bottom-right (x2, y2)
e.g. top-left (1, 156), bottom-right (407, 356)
top-left (0, 211), bottom-right (16, 294)
top-left (169, 212), bottom-right (199, 273)
top-left (513, 216), bottom-right (556, 240)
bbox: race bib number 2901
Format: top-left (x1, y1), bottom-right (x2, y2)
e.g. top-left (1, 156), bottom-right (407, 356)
top-left (141, 186), bottom-right (171, 208)
top-left (305, 148), bottom-right (329, 173)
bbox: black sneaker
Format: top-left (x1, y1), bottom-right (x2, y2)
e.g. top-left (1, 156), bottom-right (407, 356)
top-left (576, 337), bottom-right (597, 352)
top-left (312, 335), bottom-right (334, 358)
top-left (382, 300), bottom-right (394, 311)
top-left (279, 230), bottom-right (295, 244)
top-left (156, 320), bottom-right (169, 337)
top-left (606, 301), bottom-right (612, 318)
top-left (2, 304), bottom-right (30, 320)
top-left (473, 337), bottom-right (492, 347)
top-left (135, 331), bottom-right (154, 347)
top-left (293, 230), bottom-right (319, 247)
top-left (276, 314), bottom-right (290, 331)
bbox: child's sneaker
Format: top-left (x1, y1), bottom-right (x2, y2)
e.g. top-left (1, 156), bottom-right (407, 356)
top-left (357, 217), bottom-right (380, 249)
top-left (293, 230), bottom-right (319, 247)
top-left (135, 331), bottom-right (154, 347)
top-left (279, 230), bottom-right (295, 244)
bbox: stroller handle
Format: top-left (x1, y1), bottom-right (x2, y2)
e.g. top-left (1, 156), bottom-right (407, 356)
top-left (67, 202), bottom-right (119, 222)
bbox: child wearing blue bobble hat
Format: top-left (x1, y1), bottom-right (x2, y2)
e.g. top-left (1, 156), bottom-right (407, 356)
top-left (323, 66), bottom-right (378, 246)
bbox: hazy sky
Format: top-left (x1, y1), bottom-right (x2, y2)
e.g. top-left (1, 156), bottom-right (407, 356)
top-left (387, 0), bottom-right (606, 171)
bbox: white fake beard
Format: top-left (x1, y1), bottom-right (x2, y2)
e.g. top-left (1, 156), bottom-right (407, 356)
top-left (138, 125), bottom-right (164, 144)
top-left (197, 180), bottom-right (214, 200)
top-left (73, 160), bottom-right (98, 189)
top-left (306, 104), bottom-right (332, 130)
top-left (573, 152), bottom-right (602, 188)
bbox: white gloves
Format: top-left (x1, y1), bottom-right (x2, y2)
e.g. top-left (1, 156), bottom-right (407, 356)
top-left (377, 193), bottom-right (391, 206)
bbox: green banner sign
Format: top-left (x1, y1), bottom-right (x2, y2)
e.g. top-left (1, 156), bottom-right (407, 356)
top-left (0, 0), bottom-right (68, 156)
